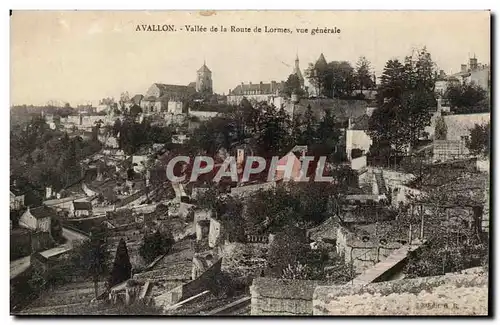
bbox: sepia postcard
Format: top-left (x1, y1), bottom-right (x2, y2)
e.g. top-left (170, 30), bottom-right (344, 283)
top-left (10, 10), bottom-right (490, 316)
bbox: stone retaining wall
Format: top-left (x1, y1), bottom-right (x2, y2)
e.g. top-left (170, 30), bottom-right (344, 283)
top-left (313, 271), bottom-right (488, 316)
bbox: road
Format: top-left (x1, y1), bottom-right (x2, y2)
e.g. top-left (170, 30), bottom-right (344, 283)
top-left (10, 256), bottom-right (30, 280)
top-left (10, 227), bottom-right (89, 280)
top-left (62, 227), bottom-right (89, 243)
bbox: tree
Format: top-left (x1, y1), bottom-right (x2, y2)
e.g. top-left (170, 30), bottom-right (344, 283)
top-left (327, 61), bottom-right (356, 98)
top-left (139, 230), bottom-right (175, 264)
top-left (69, 224), bottom-right (109, 299)
top-left (315, 109), bottom-right (341, 157)
top-left (120, 91), bottom-right (130, 106)
top-left (369, 47), bottom-right (436, 154)
top-left (283, 74), bottom-right (305, 98)
top-left (267, 225), bottom-right (309, 277)
top-left (188, 116), bottom-right (236, 156)
top-left (244, 186), bottom-right (301, 235)
top-left (296, 105), bottom-right (317, 146)
top-left (446, 83), bottom-right (488, 112)
top-left (434, 115), bottom-right (447, 140)
top-left (109, 238), bottom-right (132, 288)
top-left (466, 123), bottom-right (490, 157)
top-left (254, 103), bottom-right (291, 157)
top-left (129, 104), bottom-right (142, 118)
top-left (112, 119), bottom-right (122, 137)
top-left (355, 56), bottom-right (375, 92)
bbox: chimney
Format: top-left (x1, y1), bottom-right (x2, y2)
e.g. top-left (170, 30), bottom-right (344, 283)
top-left (461, 64), bottom-right (467, 73)
top-left (348, 117), bottom-right (353, 130)
top-left (439, 70), bottom-right (445, 79)
top-left (437, 97), bottom-right (442, 112)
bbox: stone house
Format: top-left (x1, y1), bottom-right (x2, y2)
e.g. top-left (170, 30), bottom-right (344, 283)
top-left (193, 209), bottom-right (212, 241)
top-left (10, 187), bottom-right (25, 211)
top-left (19, 206), bottom-right (54, 232)
top-left (346, 115), bottom-right (372, 161)
top-left (70, 201), bottom-right (92, 218)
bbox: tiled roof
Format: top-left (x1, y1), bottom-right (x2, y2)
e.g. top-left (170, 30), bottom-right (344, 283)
top-left (154, 83), bottom-right (196, 96)
top-left (229, 81), bottom-right (285, 96)
top-left (73, 201), bottom-right (92, 210)
top-left (315, 53), bottom-right (328, 68)
top-left (30, 206), bottom-right (56, 219)
top-left (10, 186), bottom-right (25, 196)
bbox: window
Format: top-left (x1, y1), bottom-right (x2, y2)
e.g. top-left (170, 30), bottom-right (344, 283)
top-left (461, 136), bottom-right (469, 142)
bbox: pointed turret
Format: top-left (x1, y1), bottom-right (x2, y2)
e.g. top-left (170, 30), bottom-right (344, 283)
top-left (197, 62), bottom-right (211, 73)
top-left (315, 53), bottom-right (328, 69)
top-left (292, 53), bottom-right (304, 87)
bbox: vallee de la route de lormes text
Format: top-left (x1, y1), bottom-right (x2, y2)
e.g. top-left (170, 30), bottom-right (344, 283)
top-left (135, 24), bottom-right (341, 35)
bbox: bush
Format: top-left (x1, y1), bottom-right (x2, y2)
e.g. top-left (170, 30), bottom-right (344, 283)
top-left (266, 226), bottom-right (308, 277)
top-left (139, 230), bottom-right (175, 264)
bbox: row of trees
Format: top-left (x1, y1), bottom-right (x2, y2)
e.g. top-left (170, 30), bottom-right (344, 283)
top-left (188, 99), bottom-right (343, 160)
top-left (304, 56), bottom-right (376, 98)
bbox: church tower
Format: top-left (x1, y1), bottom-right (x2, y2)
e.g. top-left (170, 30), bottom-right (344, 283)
top-left (292, 54), bottom-right (305, 88)
top-left (196, 61), bottom-right (213, 94)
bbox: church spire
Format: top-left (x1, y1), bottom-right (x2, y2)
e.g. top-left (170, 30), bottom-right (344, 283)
top-left (292, 53), bottom-right (304, 87)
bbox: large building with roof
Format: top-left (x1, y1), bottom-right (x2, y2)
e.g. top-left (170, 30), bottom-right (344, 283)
top-left (226, 55), bottom-right (308, 105)
top-left (140, 62), bottom-right (212, 114)
top-left (227, 80), bottom-right (285, 105)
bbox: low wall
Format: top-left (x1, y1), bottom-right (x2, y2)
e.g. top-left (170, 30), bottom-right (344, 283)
top-left (335, 226), bottom-right (401, 274)
top-left (154, 258), bottom-right (222, 307)
top-left (31, 232), bottom-right (55, 252)
top-left (351, 156), bottom-right (367, 171)
top-left (250, 277), bottom-right (328, 316)
top-left (313, 271), bottom-right (488, 316)
top-left (360, 167), bottom-right (416, 192)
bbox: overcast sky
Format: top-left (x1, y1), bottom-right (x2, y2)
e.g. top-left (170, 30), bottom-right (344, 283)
top-left (11, 10), bottom-right (490, 106)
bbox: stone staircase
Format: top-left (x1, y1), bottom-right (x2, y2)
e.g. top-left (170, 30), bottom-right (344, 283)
top-left (373, 170), bottom-right (387, 195)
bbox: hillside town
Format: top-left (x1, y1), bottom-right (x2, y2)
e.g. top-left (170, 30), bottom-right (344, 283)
top-left (10, 46), bottom-right (490, 316)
